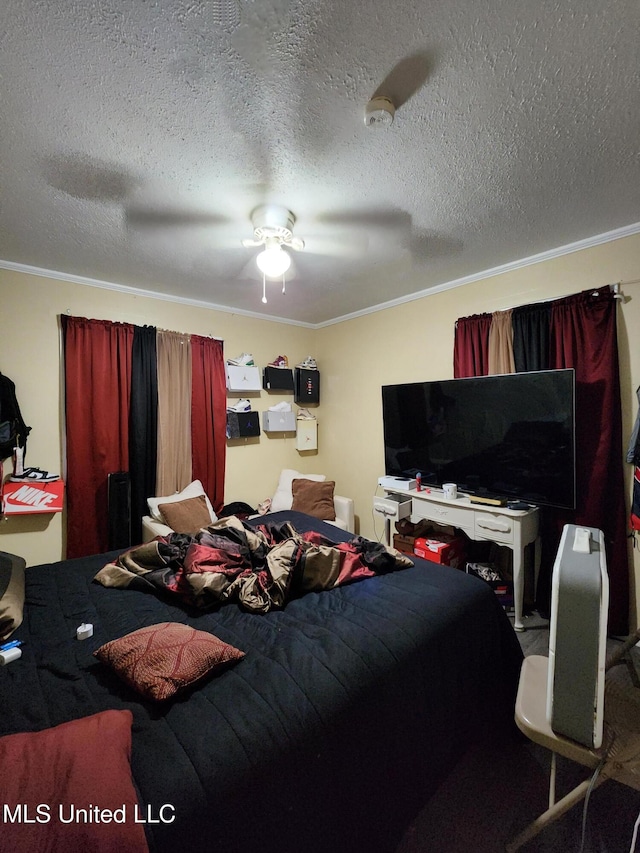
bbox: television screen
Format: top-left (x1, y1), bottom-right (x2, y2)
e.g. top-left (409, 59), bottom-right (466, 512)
top-left (381, 369), bottom-right (576, 509)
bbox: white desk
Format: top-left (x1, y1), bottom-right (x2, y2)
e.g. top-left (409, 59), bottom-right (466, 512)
top-left (383, 488), bottom-right (540, 632)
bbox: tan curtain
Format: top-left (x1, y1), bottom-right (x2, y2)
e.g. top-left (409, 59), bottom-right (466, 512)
top-left (156, 330), bottom-right (192, 495)
top-left (487, 309), bottom-right (515, 375)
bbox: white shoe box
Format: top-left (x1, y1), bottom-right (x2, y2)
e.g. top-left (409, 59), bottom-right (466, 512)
top-left (262, 411), bottom-right (296, 432)
top-left (226, 365), bottom-right (261, 391)
top-left (296, 419), bottom-right (318, 451)
top-left (378, 476), bottom-right (418, 491)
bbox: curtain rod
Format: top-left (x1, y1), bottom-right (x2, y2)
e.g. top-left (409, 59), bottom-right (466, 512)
top-left (62, 311), bottom-right (224, 340)
top-left (595, 282), bottom-right (624, 300)
top-left (157, 326), bottom-right (223, 340)
top-left (497, 281), bottom-right (634, 314)
top-left (591, 280), bottom-right (640, 301)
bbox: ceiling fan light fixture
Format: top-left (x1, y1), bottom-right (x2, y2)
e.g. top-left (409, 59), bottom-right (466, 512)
top-left (256, 242), bottom-right (291, 278)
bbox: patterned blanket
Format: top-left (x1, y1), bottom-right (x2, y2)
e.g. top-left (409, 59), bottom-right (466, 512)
top-left (94, 516), bottom-right (413, 613)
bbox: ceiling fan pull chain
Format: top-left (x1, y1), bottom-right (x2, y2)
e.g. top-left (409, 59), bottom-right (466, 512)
top-left (262, 272), bottom-right (267, 304)
top-left (282, 273), bottom-right (286, 295)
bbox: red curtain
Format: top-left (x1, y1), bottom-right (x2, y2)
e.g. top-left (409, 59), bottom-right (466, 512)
top-left (191, 336), bottom-right (226, 514)
top-left (549, 289), bottom-right (629, 634)
top-left (453, 288), bottom-right (629, 635)
top-left (453, 313), bottom-right (492, 378)
top-left (63, 316), bottom-right (134, 558)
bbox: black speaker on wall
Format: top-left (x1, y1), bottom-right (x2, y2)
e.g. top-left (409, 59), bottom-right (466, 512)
top-left (108, 471), bottom-right (131, 550)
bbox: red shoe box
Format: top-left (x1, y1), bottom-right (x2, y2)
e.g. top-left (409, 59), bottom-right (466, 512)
top-left (414, 534), bottom-right (467, 569)
top-left (2, 480), bottom-right (65, 514)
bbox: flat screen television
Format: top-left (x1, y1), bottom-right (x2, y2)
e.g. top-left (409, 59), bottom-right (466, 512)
top-left (381, 369), bottom-right (576, 509)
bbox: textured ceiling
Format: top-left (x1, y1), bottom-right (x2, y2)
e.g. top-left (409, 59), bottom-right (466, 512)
top-left (1, 0), bottom-right (639, 325)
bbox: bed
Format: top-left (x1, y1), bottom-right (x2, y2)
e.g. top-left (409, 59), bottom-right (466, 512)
top-left (0, 511), bottom-right (523, 853)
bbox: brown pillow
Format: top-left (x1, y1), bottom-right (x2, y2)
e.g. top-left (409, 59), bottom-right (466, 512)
top-left (0, 552), bottom-right (26, 641)
top-left (94, 621), bottom-right (245, 701)
top-left (158, 494), bottom-right (212, 534)
top-left (291, 479), bottom-right (336, 521)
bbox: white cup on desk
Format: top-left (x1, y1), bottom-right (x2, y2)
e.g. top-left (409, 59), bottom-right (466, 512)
top-left (443, 482), bottom-right (458, 500)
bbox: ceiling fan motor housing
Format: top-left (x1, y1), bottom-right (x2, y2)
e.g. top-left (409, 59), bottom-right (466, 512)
top-left (251, 204), bottom-right (295, 242)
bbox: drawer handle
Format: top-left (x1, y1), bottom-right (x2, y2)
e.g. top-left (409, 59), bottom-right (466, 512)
top-left (477, 518), bottom-right (511, 533)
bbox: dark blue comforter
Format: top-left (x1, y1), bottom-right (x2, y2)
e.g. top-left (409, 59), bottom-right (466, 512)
top-left (0, 512), bottom-right (523, 853)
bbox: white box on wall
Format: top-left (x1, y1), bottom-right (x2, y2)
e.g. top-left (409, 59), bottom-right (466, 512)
top-left (262, 411), bottom-right (296, 432)
top-left (296, 420), bottom-right (318, 451)
top-left (226, 365), bottom-right (261, 391)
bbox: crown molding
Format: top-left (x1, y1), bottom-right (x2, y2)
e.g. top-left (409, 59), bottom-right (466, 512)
top-left (316, 220), bottom-right (640, 328)
top-left (1, 219), bottom-right (639, 330)
top-left (0, 260), bottom-right (316, 328)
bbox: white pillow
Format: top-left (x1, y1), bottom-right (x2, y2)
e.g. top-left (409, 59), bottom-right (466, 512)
top-left (147, 480), bottom-right (217, 524)
top-left (270, 469), bottom-right (326, 513)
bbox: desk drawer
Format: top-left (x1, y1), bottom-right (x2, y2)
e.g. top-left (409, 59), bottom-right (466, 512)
top-left (474, 512), bottom-right (514, 544)
top-left (412, 501), bottom-right (474, 533)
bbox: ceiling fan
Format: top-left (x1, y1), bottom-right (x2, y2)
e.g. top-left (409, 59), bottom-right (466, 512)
top-left (240, 204), bottom-right (306, 302)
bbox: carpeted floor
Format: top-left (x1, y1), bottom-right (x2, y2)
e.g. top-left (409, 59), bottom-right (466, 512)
top-left (393, 613), bottom-right (640, 853)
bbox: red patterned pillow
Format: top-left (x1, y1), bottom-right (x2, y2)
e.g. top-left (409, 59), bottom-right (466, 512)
top-left (94, 622), bottom-right (245, 701)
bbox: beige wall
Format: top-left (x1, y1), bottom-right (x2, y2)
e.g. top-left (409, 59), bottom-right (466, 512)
top-left (315, 232), bottom-right (640, 628)
top-left (1, 230), bottom-right (639, 626)
top-left (0, 270), bottom-right (319, 565)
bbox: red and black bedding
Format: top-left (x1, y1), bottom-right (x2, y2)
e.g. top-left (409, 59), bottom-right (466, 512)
top-left (0, 511), bottom-right (523, 853)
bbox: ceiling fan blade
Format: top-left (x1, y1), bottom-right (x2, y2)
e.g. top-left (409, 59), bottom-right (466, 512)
top-left (126, 208), bottom-right (230, 229)
top-left (300, 232), bottom-right (369, 258)
top-left (241, 238), bottom-right (263, 248)
top-left (315, 208), bottom-right (411, 232)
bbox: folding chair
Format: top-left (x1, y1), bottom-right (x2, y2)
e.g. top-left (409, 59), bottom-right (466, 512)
top-left (506, 637), bottom-right (640, 851)
top-left (506, 524), bottom-right (640, 851)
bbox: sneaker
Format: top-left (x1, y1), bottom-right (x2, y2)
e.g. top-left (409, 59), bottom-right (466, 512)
top-left (10, 467), bottom-right (60, 483)
top-left (227, 353), bottom-right (254, 366)
top-left (296, 356), bottom-right (317, 370)
top-left (268, 355), bottom-right (289, 368)
top-left (268, 401), bottom-right (292, 412)
top-left (296, 408), bottom-right (316, 420)
top-left (256, 498), bottom-right (272, 515)
top-left (227, 398), bottom-right (251, 412)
